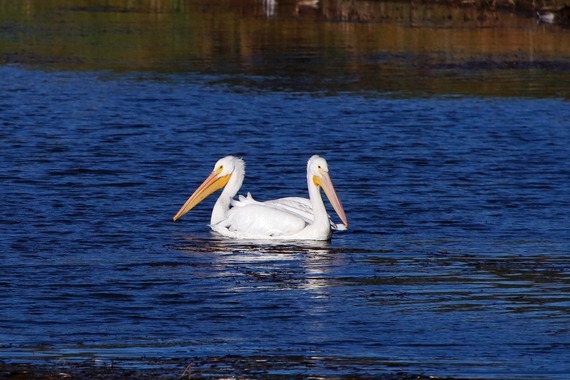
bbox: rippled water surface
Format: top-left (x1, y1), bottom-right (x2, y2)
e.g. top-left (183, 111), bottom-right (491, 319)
top-left (1, 1), bottom-right (570, 379)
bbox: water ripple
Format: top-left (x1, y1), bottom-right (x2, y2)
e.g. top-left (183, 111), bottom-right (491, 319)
top-left (1, 65), bottom-right (569, 378)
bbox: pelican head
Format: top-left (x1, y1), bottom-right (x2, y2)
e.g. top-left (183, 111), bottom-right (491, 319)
top-left (173, 156), bottom-right (244, 221)
top-left (308, 155), bottom-right (348, 228)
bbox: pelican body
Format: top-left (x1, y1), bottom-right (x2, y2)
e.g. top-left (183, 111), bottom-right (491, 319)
top-left (173, 155), bottom-right (348, 241)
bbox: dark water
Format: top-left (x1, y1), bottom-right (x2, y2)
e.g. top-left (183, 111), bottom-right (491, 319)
top-left (2, 65), bottom-right (569, 379)
top-left (2, 1), bottom-right (570, 379)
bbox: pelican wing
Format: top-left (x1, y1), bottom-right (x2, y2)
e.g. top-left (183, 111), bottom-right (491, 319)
top-left (212, 203), bottom-right (308, 238)
top-left (231, 193), bottom-right (343, 231)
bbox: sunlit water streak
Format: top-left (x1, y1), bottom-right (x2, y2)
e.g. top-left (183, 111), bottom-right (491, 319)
top-left (1, 65), bottom-right (570, 378)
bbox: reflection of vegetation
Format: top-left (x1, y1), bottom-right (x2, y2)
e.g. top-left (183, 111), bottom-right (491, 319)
top-left (1, 0), bottom-right (569, 98)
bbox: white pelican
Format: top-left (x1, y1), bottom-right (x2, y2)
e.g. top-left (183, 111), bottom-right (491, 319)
top-left (173, 155), bottom-right (348, 240)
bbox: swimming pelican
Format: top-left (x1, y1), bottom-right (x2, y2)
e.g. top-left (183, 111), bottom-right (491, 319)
top-left (173, 155), bottom-right (348, 240)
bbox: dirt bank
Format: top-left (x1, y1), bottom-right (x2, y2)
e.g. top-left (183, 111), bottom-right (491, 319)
top-left (0, 358), bottom-right (468, 380)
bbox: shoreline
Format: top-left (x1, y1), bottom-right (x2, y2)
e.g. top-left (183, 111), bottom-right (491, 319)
top-left (0, 358), bottom-right (467, 380)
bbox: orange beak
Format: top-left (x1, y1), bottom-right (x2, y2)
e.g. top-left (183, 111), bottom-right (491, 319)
top-left (173, 168), bottom-right (231, 221)
top-left (314, 169), bottom-right (348, 227)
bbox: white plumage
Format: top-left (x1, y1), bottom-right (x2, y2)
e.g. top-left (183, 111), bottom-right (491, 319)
top-left (173, 155), bottom-right (348, 240)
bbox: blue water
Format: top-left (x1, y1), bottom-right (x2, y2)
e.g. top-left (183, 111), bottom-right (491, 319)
top-left (1, 64), bottom-right (570, 378)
